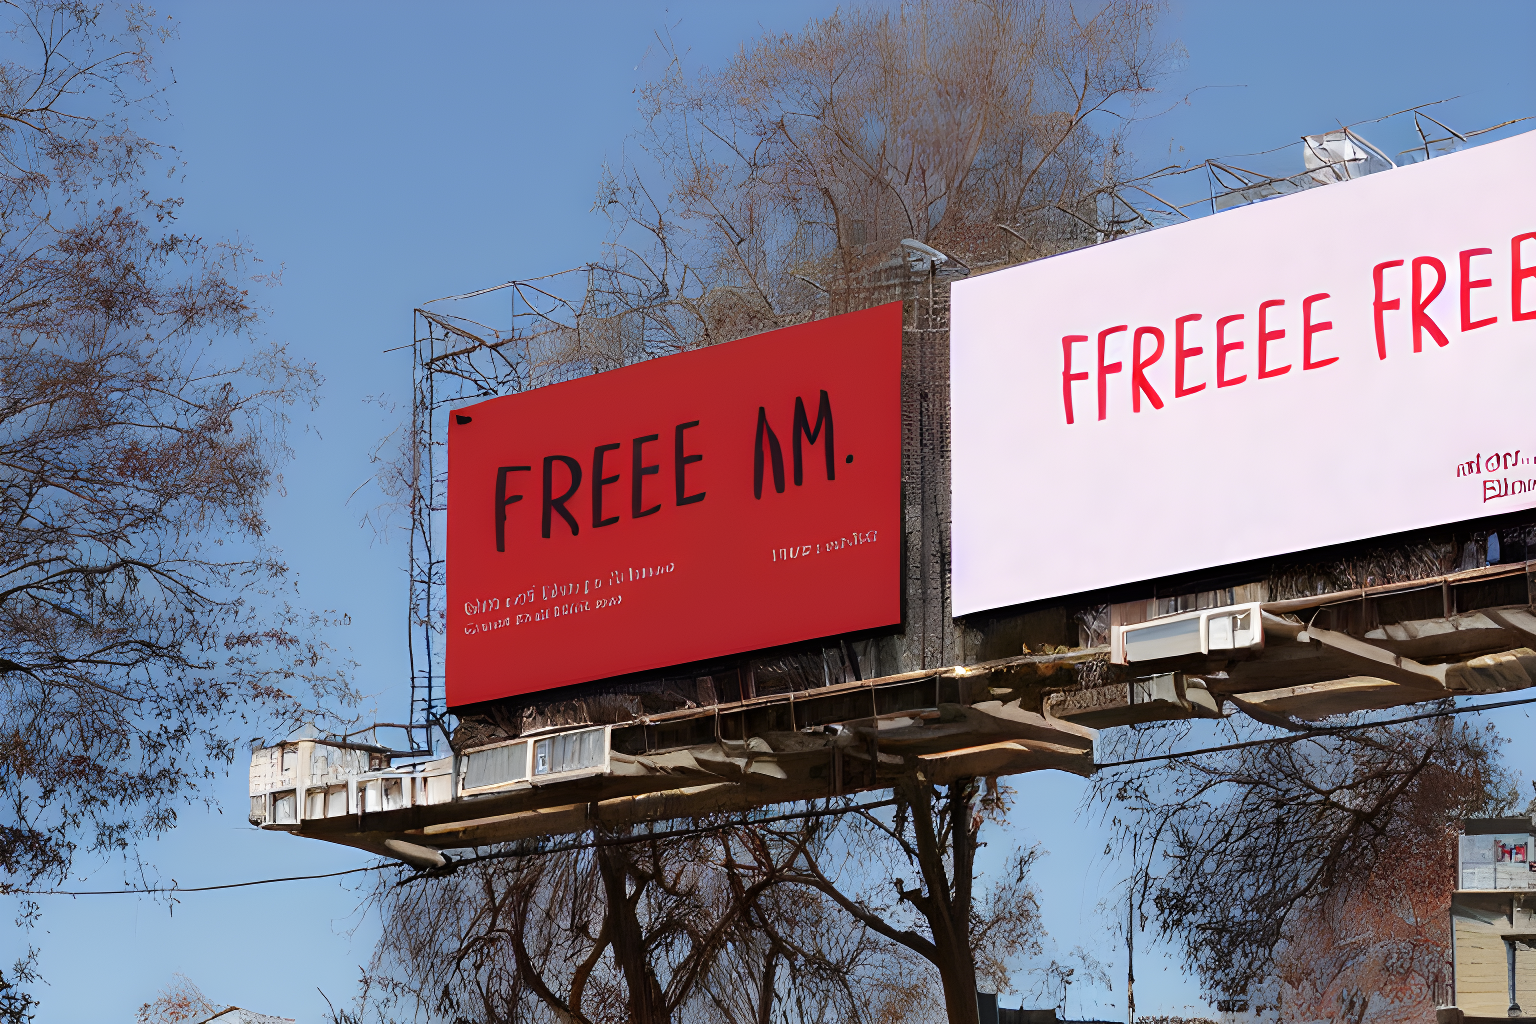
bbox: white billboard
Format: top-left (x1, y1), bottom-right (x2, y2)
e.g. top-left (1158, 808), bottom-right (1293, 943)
top-left (951, 130), bottom-right (1536, 616)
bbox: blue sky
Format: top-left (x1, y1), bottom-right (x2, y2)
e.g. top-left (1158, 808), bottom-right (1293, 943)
top-left (8, 1), bottom-right (1534, 1020)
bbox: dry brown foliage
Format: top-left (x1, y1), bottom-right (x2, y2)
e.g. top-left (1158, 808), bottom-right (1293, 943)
top-left (136, 974), bottom-right (218, 1024)
top-left (0, 0), bottom-right (353, 916)
top-left (355, 784), bottom-right (1046, 1024)
top-left (759, 777), bottom-right (1046, 1023)
top-left (1266, 735), bottom-right (1517, 1024)
top-left (1093, 715), bottom-right (1515, 1021)
top-left (360, 819), bottom-right (950, 1024)
top-left (587, 0), bottom-right (1176, 349)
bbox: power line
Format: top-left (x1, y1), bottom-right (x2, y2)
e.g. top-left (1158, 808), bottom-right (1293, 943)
top-left (6, 800), bottom-right (898, 897)
top-left (397, 797), bottom-right (899, 884)
top-left (1094, 694), bottom-right (1536, 769)
top-left (9, 863), bottom-right (394, 897)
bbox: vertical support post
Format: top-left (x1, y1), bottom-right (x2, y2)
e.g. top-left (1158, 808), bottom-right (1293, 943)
top-left (296, 738), bottom-right (314, 821)
top-left (899, 244), bottom-right (958, 678)
top-left (1450, 903), bottom-right (1459, 1009)
top-left (918, 271), bottom-right (931, 670)
top-left (1508, 937), bottom-right (1522, 1017)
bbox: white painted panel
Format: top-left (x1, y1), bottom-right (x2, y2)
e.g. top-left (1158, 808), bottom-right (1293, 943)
top-left (952, 131), bottom-right (1536, 614)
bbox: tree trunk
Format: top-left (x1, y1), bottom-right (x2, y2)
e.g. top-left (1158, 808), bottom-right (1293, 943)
top-left (756, 948), bottom-right (779, 1024)
top-left (596, 840), bottom-right (669, 1024)
top-left (901, 775), bottom-right (982, 1024)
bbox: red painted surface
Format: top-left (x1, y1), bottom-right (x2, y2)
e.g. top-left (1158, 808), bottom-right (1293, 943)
top-left (445, 302), bottom-right (903, 706)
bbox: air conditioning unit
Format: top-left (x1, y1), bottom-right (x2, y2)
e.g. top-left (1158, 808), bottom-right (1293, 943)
top-left (1112, 602), bottom-right (1264, 665)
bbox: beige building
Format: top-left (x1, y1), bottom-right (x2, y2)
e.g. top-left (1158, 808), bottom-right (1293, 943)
top-left (1449, 816), bottom-right (1536, 1021)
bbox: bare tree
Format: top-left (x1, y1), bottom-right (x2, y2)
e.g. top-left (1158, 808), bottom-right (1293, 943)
top-left (1091, 715), bottom-right (1515, 1018)
top-left (750, 775), bottom-right (1046, 1024)
top-left (360, 6), bottom-right (1176, 1021)
top-left (589, 0), bottom-right (1175, 346)
top-left (1025, 945), bottom-right (1112, 1018)
top-left (359, 814), bottom-right (973, 1024)
top-left (0, 955), bottom-right (34, 1024)
top-left (1266, 731), bottom-right (1521, 1024)
top-left (0, 0), bottom-right (351, 944)
top-left (136, 974), bottom-right (218, 1024)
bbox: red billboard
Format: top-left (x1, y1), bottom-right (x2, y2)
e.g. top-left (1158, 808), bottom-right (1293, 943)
top-left (445, 303), bottom-right (902, 705)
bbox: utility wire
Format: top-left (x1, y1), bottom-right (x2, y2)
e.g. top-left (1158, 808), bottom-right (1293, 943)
top-left (395, 797), bottom-right (899, 885)
top-left (7, 800), bottom-right (897, 897)
top-left (1094, 693), bottom-right (1536, 769)
top-left (9, 863), bottom-right (394, 897)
